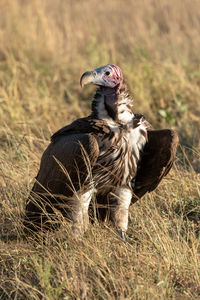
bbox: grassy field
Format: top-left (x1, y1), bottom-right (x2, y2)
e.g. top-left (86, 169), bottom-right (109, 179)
top-left (0, 0), bottom-right (200, 298)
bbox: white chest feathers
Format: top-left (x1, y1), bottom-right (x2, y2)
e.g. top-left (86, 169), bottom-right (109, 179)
top-left (96, 118), bottom-right (147, 188)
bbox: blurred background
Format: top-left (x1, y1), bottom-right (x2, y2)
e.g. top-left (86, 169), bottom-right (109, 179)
top-left (0, 0), bottom-right (200, 163)
top-left (0, 1), bottom-right (200, 298)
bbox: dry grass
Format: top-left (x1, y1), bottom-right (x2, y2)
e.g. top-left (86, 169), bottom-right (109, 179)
top-left (0, 0), bottom-right (200, 299)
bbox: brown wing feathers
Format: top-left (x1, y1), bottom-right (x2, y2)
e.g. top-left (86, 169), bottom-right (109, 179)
top-left (132, 129), bottom-right (179, 202)
top-left (24, 133), bottom-right (99, 231)
top-left (51, 117), bottom-right (111, 143)
top-left (24, 114), bottom-right (179, 232)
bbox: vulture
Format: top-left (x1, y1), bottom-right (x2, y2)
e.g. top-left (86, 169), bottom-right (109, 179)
top-left (24, 64), bottom-right (179, 239)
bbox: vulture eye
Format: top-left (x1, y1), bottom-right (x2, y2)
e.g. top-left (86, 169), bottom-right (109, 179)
top-left (105, 71), bottom-right (110, 76)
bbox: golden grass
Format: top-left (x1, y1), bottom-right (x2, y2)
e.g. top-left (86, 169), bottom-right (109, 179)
top-left (0, 0), bottom-right (200, 298)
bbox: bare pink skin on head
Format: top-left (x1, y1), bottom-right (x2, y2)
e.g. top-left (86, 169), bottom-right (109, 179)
top-left (109, 64), bottom-right (123, 92)
top-left (80, 64), bottom-right (123, 92)
top-left (98, 64), bottom-right (123, 93)
top-left (98, 65), bottom-right (123, 111)
top-left (80, 64), bottom-right (124, 109)
top-left (86, 64), bottom-right (124, 110)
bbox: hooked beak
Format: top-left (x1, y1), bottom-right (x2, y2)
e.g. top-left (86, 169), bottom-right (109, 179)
top-left (80, 71), bottom-right (96, 88)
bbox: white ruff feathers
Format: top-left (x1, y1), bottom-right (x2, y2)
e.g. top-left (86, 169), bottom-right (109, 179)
top-left (95, 91), bottom-right (147, 190)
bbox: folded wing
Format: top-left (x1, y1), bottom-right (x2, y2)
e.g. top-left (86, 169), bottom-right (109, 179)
top-left (24, 132), bottom-right (99, 231)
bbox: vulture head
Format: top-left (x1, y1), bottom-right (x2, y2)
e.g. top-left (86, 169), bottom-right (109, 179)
top-left (80, 64), bottom-right (123, 92)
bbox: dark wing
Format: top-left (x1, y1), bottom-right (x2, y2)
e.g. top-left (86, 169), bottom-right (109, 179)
top-left (51, 116), bottom-right (111, 142)
top-left (51, 116), bottom-right (93, 142)
top-left (132, 129), bottom-right (179, 203)
top-left (24, 132), bottom-right (99, 231)
top-left (35, 133), bottom-right (99, 195)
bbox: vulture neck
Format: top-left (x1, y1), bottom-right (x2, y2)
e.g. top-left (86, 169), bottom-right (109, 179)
top-left (91, 83), bottom-right (134, 126)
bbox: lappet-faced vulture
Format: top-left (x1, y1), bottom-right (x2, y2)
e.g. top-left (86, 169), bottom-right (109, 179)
top-left (24, 64), bottom-right (179, 239)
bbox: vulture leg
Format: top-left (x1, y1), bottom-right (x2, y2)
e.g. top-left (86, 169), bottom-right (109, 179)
top-left (108, 187), bottom-right (132, 237)
top-left (70, 189), bottom-right (94, 234)
top-left (94, 188), bottom-right (132, 239)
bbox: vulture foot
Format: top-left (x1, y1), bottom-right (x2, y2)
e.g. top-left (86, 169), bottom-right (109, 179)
top-left (119, 229), bottom-right (126, 241)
